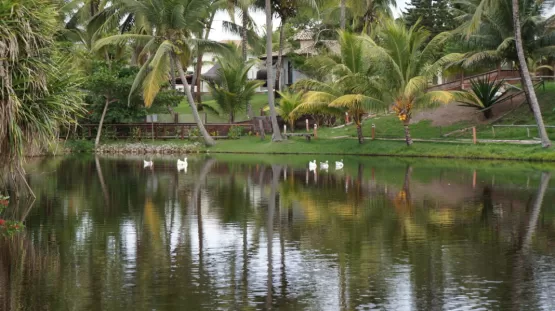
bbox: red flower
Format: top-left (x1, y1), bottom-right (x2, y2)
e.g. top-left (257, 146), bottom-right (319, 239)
top-left (0, 219), bottom-right (5, 226)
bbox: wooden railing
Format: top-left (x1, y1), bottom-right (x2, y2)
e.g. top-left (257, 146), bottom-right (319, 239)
top-left (68, 123), bottom-right (255, 140)
top-left (428, 70), bottom-right (521, 91)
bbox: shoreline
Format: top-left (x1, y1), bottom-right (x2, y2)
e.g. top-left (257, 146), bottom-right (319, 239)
top-left (51, 138), bottom-right (555, 163)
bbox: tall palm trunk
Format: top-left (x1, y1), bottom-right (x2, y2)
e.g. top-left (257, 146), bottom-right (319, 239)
top-left (174, 56), bottom-right (216, 146)
top-left (242, 7), bottom-right (253, 118)
top-left (275, 20), bottom-right (286, 93)
top-left (241, 7), bottom-right (249, 62)
top-left (340, 0), bottom-right (346, 30)
top-left (356, 121), bottom-right (363, 144)
top-left (95, 97), bottom-right (112, 148)
top-left (512, 0), bottom-right (551, 148)
top-left (194, 53), bottom-right (203, 103)
top-left (265, 0), bottom-right (283, 142)
top-left (403, 122), bottom-right (413, 146)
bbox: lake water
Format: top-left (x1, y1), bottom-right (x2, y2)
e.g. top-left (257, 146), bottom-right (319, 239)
top-left (2, 155), bottom-right (555, 310)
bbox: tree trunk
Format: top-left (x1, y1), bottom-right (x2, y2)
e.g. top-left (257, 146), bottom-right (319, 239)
top-left (241, 7), bottom-right (249, 62)
top-left (95, 97), bottom-right (111, 148)
top-left (512, 0), bottom-right (551, 148)
top-left (194, 53), bottom-right (203, 103)
top-left (242, 7), bottom-right (253, 118)
top-left (275, 20), bottom-right (286, 93)
top-left (265, 0), bottom-right (283, 142)
top-left (170, 55), bottom-right (176, 90)
top-left (174, 56), bottom-right (216, 146)
top-left (356, 123), bottom-right (363, 144)
top-left (403, 123), bottom-right (413, 146)
top-left (517, 65), bottom-right (533, 111)
top-left (340, 0), bottom-right (346, 30)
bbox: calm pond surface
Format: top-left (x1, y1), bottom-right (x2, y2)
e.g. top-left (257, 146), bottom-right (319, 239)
top-left (2, 155), bottom-right (555, 310)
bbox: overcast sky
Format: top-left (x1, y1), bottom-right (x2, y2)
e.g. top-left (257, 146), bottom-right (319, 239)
top-left (207, 2), bottom-right (409, 41)
top-left (208, 1), bottom-right (555, 41)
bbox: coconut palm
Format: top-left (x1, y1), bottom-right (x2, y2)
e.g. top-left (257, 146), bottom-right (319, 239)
top-left (0, 0), bottom-right (85, 173)
top-left (363, 19), bottom-right (463, 145)
top-left (269, 90), bottom-right (304, 130)
top-left (455, 0), bottom-right (552, 147)
top-left (265, 0), bottom-right (283, 141)
top-left (93, 0), bottom-right (224, 146)
top-left (293, 31), bottom-right (387, 143)
top-left (205, 48), bottom-right (264, 123)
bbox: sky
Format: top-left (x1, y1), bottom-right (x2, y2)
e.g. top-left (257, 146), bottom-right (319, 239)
top-left (207, 2), bottom-right (408, 42)
top-left (208, 1), bottom-right (555, 42)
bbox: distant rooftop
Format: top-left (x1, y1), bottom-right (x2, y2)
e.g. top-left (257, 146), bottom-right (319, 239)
top-left (292, 29), bottom-right (315, 41)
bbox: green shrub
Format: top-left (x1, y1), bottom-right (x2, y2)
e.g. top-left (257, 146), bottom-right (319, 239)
top-left (188, 127), bottom-right (200, 142)
top-left (228, 126), bottom-right (243, 139)
top-left (66, 139), bottom-right (95, 153)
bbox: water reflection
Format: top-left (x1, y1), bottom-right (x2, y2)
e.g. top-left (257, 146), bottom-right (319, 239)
top-left (1, 155), bottom-right (555, 310)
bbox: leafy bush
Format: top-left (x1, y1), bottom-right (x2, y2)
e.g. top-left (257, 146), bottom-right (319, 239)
top-left (131, 127), bottom-right (142, 140)
top-left (66, 139), bottom-right (95, 153)
top-left (188, 127), bottom-right (200, 141)
top-left (228, 126), bottom-right (244, 139)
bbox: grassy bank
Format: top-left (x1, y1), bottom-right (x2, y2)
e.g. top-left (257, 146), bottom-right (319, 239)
top-left (205, 136), bottom-right (555, 161)
top-left (58, 135), bottom-right (555, 161)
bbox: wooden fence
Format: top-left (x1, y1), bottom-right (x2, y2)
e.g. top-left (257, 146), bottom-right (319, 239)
top-left (70, 123), bottom-right (255, 140)
top-left (428, 70), bottom-right (521, 91)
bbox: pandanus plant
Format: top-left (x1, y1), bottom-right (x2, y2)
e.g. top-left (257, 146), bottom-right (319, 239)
top-left (458, 76), bottom-right (507, 119)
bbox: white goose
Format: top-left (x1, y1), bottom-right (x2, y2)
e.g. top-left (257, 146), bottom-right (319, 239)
top-left (335, 159), bottom-right (344, 170)
top-left (308, 160), bottom-right (317, 171)
top-left (143, 160), bottom-right (153, 168)
top-left (177, 158), bottom-right (187, 167)
top-left (320, 161), bottom-right (329, 170)
top-left (177, 158), bottom-right (188, 172)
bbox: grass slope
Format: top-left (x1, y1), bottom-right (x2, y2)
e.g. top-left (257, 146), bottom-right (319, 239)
top-left (207, 136), bottom-right (555, 161)
top-left (318, 82), bottom-right (555, 141)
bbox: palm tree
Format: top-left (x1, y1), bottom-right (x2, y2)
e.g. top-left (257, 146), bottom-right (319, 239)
top-left (94, 0), bottom-right (221, 146)
top-left (1, 0), bottom-right (85, 174)
top-left (293, 31), bottom-right (387, 143)
top-left (275, 90), bottom-right (304, 130)
top-left (265, 0), bottom-right (283, 141)
top-left (364, 20), bottom-right (462, 145)
top-left (456, 0), bottom-right (553, 147)
top-left (205, 48), bottom-right (264, 123)
top-left (511, 0), bottom-right (551, 147)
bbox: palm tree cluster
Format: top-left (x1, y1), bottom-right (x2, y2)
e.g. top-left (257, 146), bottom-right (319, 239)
top-left (4, 0), bottom-right (555, 169)
top-left (290, 21), bottom-right (461, 145)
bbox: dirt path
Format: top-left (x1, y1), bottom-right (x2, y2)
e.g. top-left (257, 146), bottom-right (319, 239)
top-left (412, 93), bottom-right (526, 126)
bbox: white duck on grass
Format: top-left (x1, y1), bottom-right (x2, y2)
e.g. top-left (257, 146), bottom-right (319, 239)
top-left (308, 160), bottom-right (317, 171)
top-left (143, 160), bottom-right (153, 168)
top-left (335, 159), bottom-right (344, 170)
top-left (320, 161), bottom-right (329, 170)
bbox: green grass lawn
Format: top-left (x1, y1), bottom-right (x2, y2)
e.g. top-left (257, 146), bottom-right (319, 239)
top-left (206, 136), bottom-right (555, 162)
top-left (317, 82), bottom-right (555, 141)
top-left (173, 93), bottom-right (269, 123)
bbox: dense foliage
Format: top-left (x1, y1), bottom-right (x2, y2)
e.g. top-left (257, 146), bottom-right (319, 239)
top-left (0, 0), bottom-right (85, 167)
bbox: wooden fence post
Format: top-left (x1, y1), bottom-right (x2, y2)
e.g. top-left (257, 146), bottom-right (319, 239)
top-left (345, 112), bottom-right (349, 124)
top-left (306, 119), bottom-right (309, 132)
top-left (371, 124), bottom-right (376, 140)
top-left (258, 119), bottom-right (265, 140)
top-left (527, 127), bottom-right (530, 138)
top-left (313, 124), bottom-right (318, 139)
top-left (472, 127), bottom-right (477, 144)
top-left (492, 126), bottom-right (495, 138)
